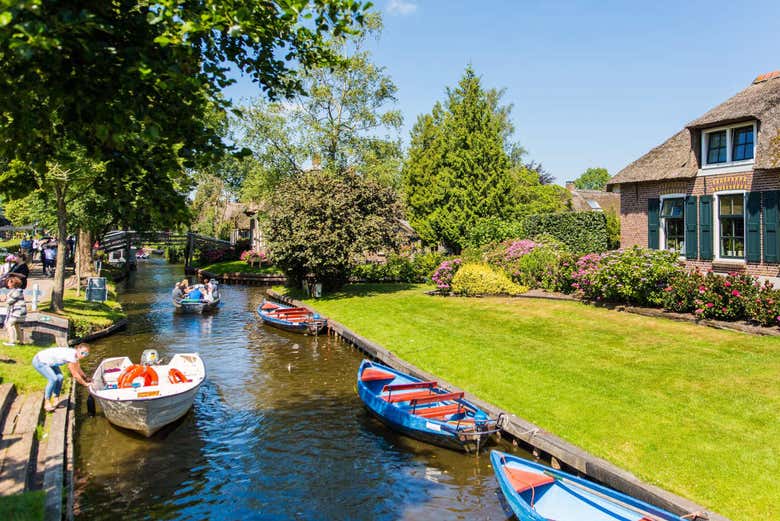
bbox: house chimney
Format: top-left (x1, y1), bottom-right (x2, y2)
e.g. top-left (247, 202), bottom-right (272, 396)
top-left (565, 181), bottom-right (576, 192)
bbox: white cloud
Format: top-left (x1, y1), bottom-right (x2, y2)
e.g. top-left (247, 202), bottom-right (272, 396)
top-left (387, 0), bottom-right (417, 15)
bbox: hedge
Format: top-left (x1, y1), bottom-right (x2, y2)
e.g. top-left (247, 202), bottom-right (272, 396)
top-left (523, 211), bottom-right (608, 254)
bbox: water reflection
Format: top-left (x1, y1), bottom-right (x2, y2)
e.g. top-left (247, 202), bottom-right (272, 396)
top-left (75, 262), bottom-right (522, 520)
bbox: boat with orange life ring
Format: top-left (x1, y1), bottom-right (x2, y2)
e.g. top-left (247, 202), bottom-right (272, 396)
top-left (88, 352), bottom-right (206, 437)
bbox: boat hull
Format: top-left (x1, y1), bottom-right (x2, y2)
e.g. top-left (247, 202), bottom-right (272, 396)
top-left (490, 451), bottom-right (686, 521)
top-left (93, 383), bottom-right (201, 437)
top-left (357, 360), bottom-right (494, 453)
top-left (256, 300), bottom-right (327, 335)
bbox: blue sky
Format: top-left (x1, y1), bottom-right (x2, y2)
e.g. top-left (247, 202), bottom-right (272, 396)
top-left (225, 0), bottom-right (780, 184)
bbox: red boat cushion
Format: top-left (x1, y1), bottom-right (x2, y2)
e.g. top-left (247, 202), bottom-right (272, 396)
top-left (382, 390), bottom-right (436, 402)
top-left (414, 403), bottom-right (463, 419)
top-left (503, 466), bottom-right (555, 494)
top-left (361, 368), bottom-right (396, 382)
top-left (261, 302), bottom-right (279, 310)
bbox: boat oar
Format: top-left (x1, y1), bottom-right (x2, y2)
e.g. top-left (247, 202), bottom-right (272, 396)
top-left (543, 471), bottom-right (676, 521)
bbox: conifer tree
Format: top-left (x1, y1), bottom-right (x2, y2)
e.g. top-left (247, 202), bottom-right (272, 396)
top-left (403, 68), bottom-right (523, 251)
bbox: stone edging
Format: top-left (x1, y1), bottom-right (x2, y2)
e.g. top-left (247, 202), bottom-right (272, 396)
top-left (267, 289), bottom-right (728, 521)
top-left (43, 380), bottom-right (75, 521)
top-left (68, 318), bottom-right (129, 346)
top-left (196, 269), bottom-right (287, 285)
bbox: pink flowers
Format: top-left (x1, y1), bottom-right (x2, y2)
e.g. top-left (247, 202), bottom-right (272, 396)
top-left (706, 302), bottom-right (714, 308)
top-left (732, 290), bottom-right (741, 297)
top-left (431, 258), bottom-right (462, 290)
top-left (504, 240), bottom-right (540, 260)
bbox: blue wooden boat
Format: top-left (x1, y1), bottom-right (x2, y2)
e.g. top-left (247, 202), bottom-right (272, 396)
top-left (356, 360), bottom-right (498, 452)
top-left (491, 450), bottom-right (689, 521)
top-left (256, 299), bottom-right (327, 335)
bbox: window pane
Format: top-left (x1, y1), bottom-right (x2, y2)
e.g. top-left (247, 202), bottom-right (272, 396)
top-left (732, 126), bottom-right (754, 161)
top-left (719, 194), bottom-right (743, 216)
top-left (660, 198), bottom-right (684, 218)
top-left (707, 130), bottom-right (727, 164)
top-left (665, 218), bottom-right (684, 252)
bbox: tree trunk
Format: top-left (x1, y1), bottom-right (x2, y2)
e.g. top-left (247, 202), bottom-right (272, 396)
top-left (75, 229), bottom-right (94, 292)
top-left (51, 183), bottom-right (68, 313)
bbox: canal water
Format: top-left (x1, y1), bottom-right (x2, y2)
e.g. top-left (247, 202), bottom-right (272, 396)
top-left (74, 261), bottom-right (523, 520)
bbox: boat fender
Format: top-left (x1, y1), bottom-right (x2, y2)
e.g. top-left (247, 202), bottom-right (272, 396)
top-left (168, 368), bottom-right (191, 384)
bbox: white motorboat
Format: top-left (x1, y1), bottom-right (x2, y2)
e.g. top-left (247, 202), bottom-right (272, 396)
top-left (88, 351), bottom-right (206, 437)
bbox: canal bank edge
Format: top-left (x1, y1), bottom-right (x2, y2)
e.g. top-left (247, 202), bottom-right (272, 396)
top-left (42, 380), bottom-right (75, 521)
top-left (267, 289), bottom-right (729, 521)
top-left (187, 268), bottom-right (287, 286)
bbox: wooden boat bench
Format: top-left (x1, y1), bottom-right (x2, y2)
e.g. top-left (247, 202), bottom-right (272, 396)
top-left (414, 403), bottom-right (464, 419)
top-left (382, 390), bottom-right (437, 403)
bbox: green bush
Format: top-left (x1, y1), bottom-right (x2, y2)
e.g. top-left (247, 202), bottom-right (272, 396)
top-left (351, 252), bottom-right (445, 283)
top-left (523, 211), bottom-right (608, 254)
top-left (745, 280), bottom-right (780, 326)
top-left (450, 263), bottom-right (527, 296)
top-left (464, 217), bottom-right (525, 248)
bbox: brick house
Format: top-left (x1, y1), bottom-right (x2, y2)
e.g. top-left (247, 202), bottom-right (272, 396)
top-left (607, 71), bottom-right (780, 276)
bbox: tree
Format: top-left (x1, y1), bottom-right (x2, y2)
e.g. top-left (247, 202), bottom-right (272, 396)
top-left (574, 168), bottom-right (611, 191)
top-left (403, 67), bottom-right (565, 252)
top-left (235, 15), bottom-right (404, 199)
top-left (266, 170), bottom-right (402, 288)
top-left (0, 1), bottom-right (371, 310)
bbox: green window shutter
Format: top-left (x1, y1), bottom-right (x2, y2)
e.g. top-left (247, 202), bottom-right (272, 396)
top-left (746, 192), bottom-right (761, 262)
top-left (699, 195), bottom-right (713, 260)
top-left (685, 196), bottom-right (698, 259)
top-left (764, 190), bottom-right (779, 263)
top-left (648, 198), bottom-right (660, 249)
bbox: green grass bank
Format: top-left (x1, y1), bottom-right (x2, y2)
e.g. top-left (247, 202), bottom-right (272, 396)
top-left (291, 283), bottom-right (780, 521)
top-left (0, 490), bottom-right (44, 521)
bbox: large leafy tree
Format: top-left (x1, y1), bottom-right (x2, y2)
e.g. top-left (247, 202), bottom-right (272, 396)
top-left (0, 0), bottom-right (370, 310)
top-left (267, 170), bottom-right (402, 288)
top-left (574, 167), bottom-right (611, 190)
top-left (403, 67), bottom-right (565, 252)
top-left (236, 15), bottom-right (403, 202)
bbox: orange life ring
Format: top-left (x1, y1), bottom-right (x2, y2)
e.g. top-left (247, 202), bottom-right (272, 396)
top-left (118, 365), bottom-right (159, 388)
top-left (168, 368), bottom-right (190, 384)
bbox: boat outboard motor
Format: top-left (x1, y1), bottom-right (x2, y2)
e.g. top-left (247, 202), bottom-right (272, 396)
top-left (140, 349), bottom-right (160, 366)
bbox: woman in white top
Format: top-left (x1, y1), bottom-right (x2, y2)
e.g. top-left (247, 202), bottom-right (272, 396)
top-left (32, 343), bottom-right (91, 411)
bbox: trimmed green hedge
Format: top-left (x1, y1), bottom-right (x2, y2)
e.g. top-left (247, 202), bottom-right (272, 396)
top-left (523, 211), bottom-right (608, 254)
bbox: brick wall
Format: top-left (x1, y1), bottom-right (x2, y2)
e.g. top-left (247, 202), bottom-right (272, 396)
top-left (618, 168), bottom-right (780, 276)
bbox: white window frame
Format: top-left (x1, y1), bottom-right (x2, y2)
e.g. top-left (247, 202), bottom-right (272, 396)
top-left (659, 194), bottom-right (686, 258)
top-left (713, 190), bottom-right (747, 263)
top-left (699, 122), bottom-right (756, 175)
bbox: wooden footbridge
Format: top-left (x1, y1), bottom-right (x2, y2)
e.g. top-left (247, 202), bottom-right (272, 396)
top-left (99, 230), bottom-right (233, 269)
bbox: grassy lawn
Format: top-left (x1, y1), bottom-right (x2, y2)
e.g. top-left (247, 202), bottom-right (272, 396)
top-left (293, 283), bottom-right (780, 521)
top-left (0, 490), bottom-right (44, 521)
top-left (200, 260), bottom-right (282, 275)
top-left (60, 288), bottom-right (125, 338)
top-left (0, 344), bottom-right (70, 393)
top-left (0, 238), bottom-right (21, 251)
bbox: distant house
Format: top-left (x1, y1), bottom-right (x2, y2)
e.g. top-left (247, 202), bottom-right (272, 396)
top-left (607, 71), bottom-right (780, 276)
top-left (222, 202), bottom-right (265, 252)
top-left (564, 182), bottom-right (620, 213)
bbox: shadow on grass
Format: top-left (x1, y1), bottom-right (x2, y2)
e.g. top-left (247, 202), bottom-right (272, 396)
top-left (289, 282), bottom-right (421, 301)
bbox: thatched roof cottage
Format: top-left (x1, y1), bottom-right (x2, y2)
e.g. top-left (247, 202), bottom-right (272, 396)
top-left (607, 71), bottom-right (780, 275)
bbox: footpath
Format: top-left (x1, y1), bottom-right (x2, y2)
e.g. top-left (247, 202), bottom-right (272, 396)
top-left (0, 264), bottom-right (78, 520)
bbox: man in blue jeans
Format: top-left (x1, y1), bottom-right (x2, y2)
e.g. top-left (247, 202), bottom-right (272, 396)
top-left (32, 343), bottom-right (91, 412)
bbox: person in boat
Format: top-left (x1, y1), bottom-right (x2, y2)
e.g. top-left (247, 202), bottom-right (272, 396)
top-left (201, 276), bottom-right (214, 302)
top-left (172, 282), bottom-right (184, 303)
top-left (32, 343), bottom-right (91, 412)
top-left (187, 284), bottom-right (204, 301)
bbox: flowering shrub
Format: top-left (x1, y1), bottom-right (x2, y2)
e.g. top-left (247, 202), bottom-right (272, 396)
top-left (571, 247), bottom-right (682, 306)
top-left (431, 258), bottom-right (462, 291)
top-left (660, 270), bottom-right (706, 313)
top-left (240, 250), bottom-right (267, 266)
top-left (450, 263), bottom-right (527, 296)
top-left (745, 279), bottom-right (780, 326)
top-left (689, 272), bottom-right (758, 320)
top-left (202, 248), bottom-right (230, 264)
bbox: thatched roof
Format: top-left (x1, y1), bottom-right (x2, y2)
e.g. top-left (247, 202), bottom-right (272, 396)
top-left (567, 188), bottom-right (620, 213)
top-left (608, 72), bottom-right (780, 187)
